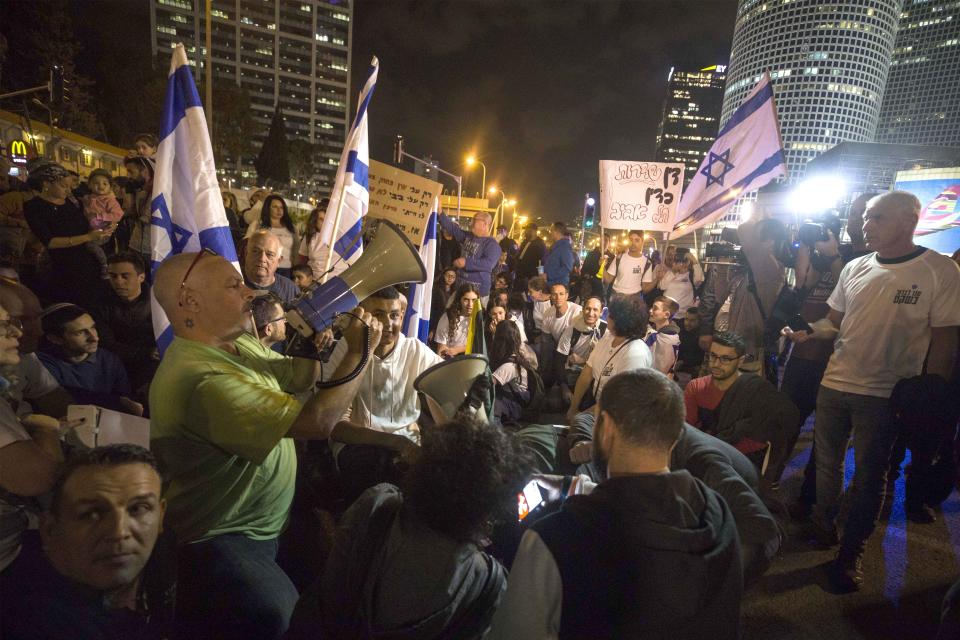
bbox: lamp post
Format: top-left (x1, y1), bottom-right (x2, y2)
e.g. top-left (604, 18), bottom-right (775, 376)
top-left (488, 186), bottom-right (515, 232)
top-left (465, 155), bottom-right (486, 197)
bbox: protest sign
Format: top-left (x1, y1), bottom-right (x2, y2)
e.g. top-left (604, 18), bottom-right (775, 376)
top-left (598, 160), bottom-right (685, 232)
top-left (367, 159), bottom-right (441, 245)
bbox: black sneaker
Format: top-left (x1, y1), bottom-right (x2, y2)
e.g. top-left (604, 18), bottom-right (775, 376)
top-left (826, 551), bottom-right (863, 593)
top-left (799, 517), bottom-right (839, 549)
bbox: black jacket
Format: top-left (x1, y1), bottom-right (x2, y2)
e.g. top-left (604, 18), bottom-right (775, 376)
top-left (534, 471), bottom-right (742, 639)
top-left (516, 237), bottom-right (546, 280)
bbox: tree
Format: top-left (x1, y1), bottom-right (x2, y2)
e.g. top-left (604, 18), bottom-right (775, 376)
top-left (212, 82), bottom-right (259, 177)
top-left (288, 139), bottom-right (319, 188)
top-left (255, 104), bottom-right (290, 188)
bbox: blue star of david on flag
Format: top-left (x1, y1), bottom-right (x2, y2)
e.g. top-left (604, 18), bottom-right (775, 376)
top-left (151, 193), bottom-right (193, 271)
top-left (700, 148), bottom-right (736, 188)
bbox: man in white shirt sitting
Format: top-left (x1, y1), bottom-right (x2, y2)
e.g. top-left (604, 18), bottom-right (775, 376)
top-left (539, 283), bottom-right (581, 390)
top-left (602, 230), bottom-right (656, 297)
top-left (332, 286), bottom-right (443, 504)
top-left (555, 296), bottom-right (606, 405)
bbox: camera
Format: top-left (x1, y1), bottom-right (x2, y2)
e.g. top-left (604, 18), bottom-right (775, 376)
top-left (798, 222), bottom-right (829, 247)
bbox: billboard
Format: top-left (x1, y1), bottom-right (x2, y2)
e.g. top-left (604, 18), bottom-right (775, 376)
top-left (893, 167), bottom-right (960, 255)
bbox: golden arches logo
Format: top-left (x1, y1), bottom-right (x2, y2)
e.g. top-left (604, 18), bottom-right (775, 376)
top-left (8, 140), bottom-right (28, 163)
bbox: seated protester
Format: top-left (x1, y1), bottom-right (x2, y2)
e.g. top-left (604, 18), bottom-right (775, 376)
top-left (290, 263), bottom-right (315, 293)
top-left (251, 293), bottom-right (289, 354)
top-left (92, 252), bottom-right (158, 398)
top-left (676, 306), bottom-right (706, 381)
top-left (287, 417), bottom-right (534, 640)
top-left (1, 445), bottom-right (173, 640)
top-left (243, 230), bottom-right (300, 304)
top-left (685, 331), bottom-right (801, 485)
top-left (0, 302), bottom-right (71, 576)
top-left (566, 293), bottom-right (652, 425)
top-left (488, 370), bottom-right (743, 639)
top-left (330, 287), bottom-right (442, 505)
top-left (555, 295), bottom-right (607, 405)
top-left (488, 303), bottom-right (537, 369)
top-left (434, 283), bottom-right (479, 359)
top-left (37, 304), bottom-right (140, 414)
top-left (0, 279), bottom-right (74, 418)
top-left (539, 283), bottom-right (581, 389)
top-left (493, 271), bottom-right (513, 292)
top-left (645, 295), bottom-right (681, 376)
top-left (526, 275), bottom-right (552, 337)
top-left (488, 288), bottom-right (509, 311)
top-left (491, 320), bottom-right (540, 426)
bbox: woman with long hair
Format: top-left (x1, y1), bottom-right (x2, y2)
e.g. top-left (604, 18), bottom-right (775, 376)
top-left (490, 320), bottom-right (536, 424)
top-left (246, 193), bottom-right (301, 279)
top-left (297, 203), bottom-right (339, 279)
top-left (429, 267), bottom-right (459, 341)
top-left (221, 190), bottom-right (244, 247)
top-left (433, 283), bottom-right (478, 359)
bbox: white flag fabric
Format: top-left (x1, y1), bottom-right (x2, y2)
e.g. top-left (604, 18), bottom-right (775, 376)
top-left (150, 44), bottom-right (239, 354)
top-left (672, 74), bottom-right (786, 237)
top-left (402, 198), bottom-right (438, 343)
top-left (318, 57), bottom-right (378, 277)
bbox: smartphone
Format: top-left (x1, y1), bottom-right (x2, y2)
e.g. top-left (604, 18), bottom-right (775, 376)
top-left (787, 314), bottom-right (813, 333)
top-left (517, 480), bottom-right (546, 522)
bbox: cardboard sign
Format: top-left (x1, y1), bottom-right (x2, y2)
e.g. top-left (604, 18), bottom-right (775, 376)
top-left (599, 160), bottom-right (685, 232)
top-left (367, 159), bottom-right (441, 246)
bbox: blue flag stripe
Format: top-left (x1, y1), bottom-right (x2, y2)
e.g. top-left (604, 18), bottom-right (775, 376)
top-left (349, 64), bottom-right (377, 132)
top-left (715, 81), bottom-right (775, 139)
top-left (675, 150), bottom-right (786, 230)
top-left (334, 220), bottom-right (363, 260)
top-left (199, 226), bottom-right (239, 262)
top-left (158, 65), bottom-right (203, 141)
top-left (345, 151), bottom-right (369, 189)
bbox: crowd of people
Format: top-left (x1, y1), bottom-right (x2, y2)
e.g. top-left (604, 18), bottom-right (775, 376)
top-left (0, 147), bottom-right (958, 640)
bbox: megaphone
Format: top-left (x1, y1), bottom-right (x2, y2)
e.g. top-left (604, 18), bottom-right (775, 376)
top-left (414, 355), bottom-right (493, 424)
top-left (286, 219), bottom-right (427, 336)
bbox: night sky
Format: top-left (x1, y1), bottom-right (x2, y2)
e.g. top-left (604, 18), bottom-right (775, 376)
top-left (351, 0), bottom-right (738, 224)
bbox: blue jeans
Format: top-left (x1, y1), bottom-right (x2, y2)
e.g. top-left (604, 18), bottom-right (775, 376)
top-left (175, 534), bottom-right (299, 640)
top-left (813, 386), bottom-right (899, 555)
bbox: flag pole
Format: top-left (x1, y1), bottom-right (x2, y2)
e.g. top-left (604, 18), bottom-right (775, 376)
top-left (204, 0), bottom-right (213, 137)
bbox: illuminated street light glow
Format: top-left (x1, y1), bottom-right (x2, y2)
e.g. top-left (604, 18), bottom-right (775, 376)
top-left (586, 197), bottom-right (595, 206)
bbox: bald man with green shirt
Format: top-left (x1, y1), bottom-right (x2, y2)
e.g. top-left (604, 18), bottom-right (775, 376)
top-left (150, 250), bottom-right (382, 640)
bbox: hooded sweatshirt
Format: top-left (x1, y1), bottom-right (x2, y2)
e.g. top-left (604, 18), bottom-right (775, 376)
top-left (488, 471), bottom-right (742, 640)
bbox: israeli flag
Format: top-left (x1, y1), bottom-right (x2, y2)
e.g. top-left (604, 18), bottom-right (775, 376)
top-left (150, 44), bottom-right (239, 354)
top-left (402, 198), bottom-right (439, 343)
top-left (318, 56), bottom-right (378, 276)
top-left (673, 73), bottom-right (786, 237)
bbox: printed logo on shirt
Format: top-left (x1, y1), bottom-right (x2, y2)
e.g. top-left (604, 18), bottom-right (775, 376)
top-left (893, 284), bottom-right (922, 305)
top-left (632, 265), bottom-right (642, 274)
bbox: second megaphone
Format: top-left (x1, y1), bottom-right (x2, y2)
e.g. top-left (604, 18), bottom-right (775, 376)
top-left (286, 219), bottom-right (427, 336)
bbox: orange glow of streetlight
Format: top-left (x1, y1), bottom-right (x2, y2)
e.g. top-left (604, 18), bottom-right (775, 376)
top-left (488, 186), bottom-right (497, 195)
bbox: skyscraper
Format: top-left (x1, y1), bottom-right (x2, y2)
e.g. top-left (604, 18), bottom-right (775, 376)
top-left (722, 0), bottom-right (901, 184)
top-left (150, 0), bottom-right (352, 193)
top-left (654, 65), bottom-right (727, 186)
top-left (876, 0), bottom-right (960, 147)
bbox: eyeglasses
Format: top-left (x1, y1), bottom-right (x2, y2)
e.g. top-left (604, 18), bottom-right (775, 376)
top-left (180, 248), bottom-right (218, 293)
top-left (707, 352), bottom-right (741, 363)
top-left (0, 318), bottom-right (24, 336)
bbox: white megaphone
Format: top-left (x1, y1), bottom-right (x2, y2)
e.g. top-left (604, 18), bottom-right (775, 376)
top-left (414, 355), bottom-right (493, 424)
top-left (286, 220), bottom-right (427, 336)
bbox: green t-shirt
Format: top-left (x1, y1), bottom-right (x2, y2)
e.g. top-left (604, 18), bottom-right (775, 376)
top-left (150, 334), bottom-right (300, 543)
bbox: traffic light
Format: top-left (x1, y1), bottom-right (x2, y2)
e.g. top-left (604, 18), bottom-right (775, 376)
top-left (50, 66), bottom-right (67, 106)
top-left (584, 196), bottom-right (596, 228)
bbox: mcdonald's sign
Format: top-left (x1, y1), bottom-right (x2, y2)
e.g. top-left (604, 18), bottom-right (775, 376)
top-left (7, 140), bottom-right (28, 165)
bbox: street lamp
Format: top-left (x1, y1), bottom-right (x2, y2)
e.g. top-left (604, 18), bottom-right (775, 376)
top-left (488, 186), bottom-right (515, 231)
top-left (465, 155), bottom-right (486, 196)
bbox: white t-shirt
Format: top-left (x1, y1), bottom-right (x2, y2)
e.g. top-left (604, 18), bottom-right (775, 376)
top-left (492, 361), bottom-right (528, 393)
top-left (298, 233), bottom-right (345, 279)
top-left (659, 264), bottom-right (704, 313)
top-left (557, 320), bottom-right (606, 363)
top-left (434, 313), bottom-right (470, 348)
top-left (509, 313), bottom-right (528, 344)
top-left (608, 253), bottom-right (654, 295)
top-left (541, 302), bottom-right (582, 342)
top-left (532, 299), bottom-right (551, 331)
top-left (9, 353), bottom-right (60, 416)
top-left (586, 332), bottom-right (653, 399)
top-left (822, 249), bottom-right (960, 397)
top-left (341, 334), bottom-right (442, 442)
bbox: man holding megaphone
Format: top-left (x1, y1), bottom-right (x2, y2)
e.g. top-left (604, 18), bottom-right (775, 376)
top-left (148, 250), bottom-right (384, 640)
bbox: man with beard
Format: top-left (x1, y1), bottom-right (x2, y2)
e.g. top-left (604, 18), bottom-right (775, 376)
top-left (489, 369), bottom-right (742, 639)
top-left (149, 250), bottom-right (381, 640)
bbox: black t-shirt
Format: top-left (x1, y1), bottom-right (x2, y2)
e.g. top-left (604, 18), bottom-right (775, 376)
top-left (23, 196), bottom-right (97, 271)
